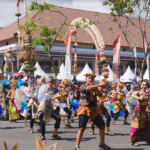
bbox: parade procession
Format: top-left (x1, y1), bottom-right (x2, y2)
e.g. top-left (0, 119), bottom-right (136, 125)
top-left (1, 0), bottom-right (150, 150)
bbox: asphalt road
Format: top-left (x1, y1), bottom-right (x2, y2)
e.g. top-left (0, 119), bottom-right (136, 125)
top-left (0, 116), bottom-right (149, 150)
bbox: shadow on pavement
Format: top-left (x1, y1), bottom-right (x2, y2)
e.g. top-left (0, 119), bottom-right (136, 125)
top-left (113, 133), bottom-right (129, 136)
top-left (111, 148), bottom-right (145, 150)
top-left (2, 127), bottom-right (24, 129)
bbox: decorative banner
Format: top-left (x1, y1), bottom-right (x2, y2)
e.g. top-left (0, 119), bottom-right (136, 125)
top-left (17, 0), bottom-right (20, 13)
top-left (113, 35), bottom-right (121, 83)
top-left (131, 43), bottom-right (137, 82)
top-left (65, 54), bottom-right (71, 80)
top-left (95, 53), bottom-right (99, 76)
top-left (144, 38), bottom-right (149, 80)
top-left (74, 53), bottom-right (77, 72)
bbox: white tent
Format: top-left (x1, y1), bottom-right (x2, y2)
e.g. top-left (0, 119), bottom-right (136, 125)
top-left (0, 68), bottom-right (2, 74)
top-left (57, 63), bottom-right (66, 80)
top-left (144, 68), bottom-right (149, 80)
top-left (34, 62), bottom-right (48, 77)
top-left (76, 63), bottom-right (98, 81)
top-left (120, 66), bottom-right (140, 82)
top-left (100, 65), bottom-right (113, 82)
top-left (19, 64), bottom-right (25, 73)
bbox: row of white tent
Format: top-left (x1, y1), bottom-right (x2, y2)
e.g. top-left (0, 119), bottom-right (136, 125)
top-left (15, 62), bottom-right (149, 82)
top-left (57, 63), bottom-right (149, 82)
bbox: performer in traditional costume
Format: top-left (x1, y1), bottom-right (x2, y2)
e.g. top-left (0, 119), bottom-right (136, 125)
top-left (52, 79), bottom-right (72, 128)
top-left (111, 82), bottom-right (129, 125)
top-left (126, 84), bottom-right (137, 114)
top-left (3, 47), bottom-right (15, 80)
top-left (90, 79), bottom-right (113, 136)
top-left (75, 72), bottom-right (111, 150)
top-left (129, 81), bottom-right (150, 146)
top-left (38, 77), bottom-right (61, 140)
top-left (6, 80), bottom-right (20, 123)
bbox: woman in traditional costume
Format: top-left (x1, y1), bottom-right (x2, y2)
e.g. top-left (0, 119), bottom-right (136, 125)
top-left (90, 79), bottom-right (113, 136)
top-left (129, 81), bottom-right (150, 146)
top-left (75, 72), bottom-right (111, 150)
top-left (111, 82), bottom-right (129, 125)
top-left (52, 79), bottom-right (72, 128)
top-left (38, 77), bottom-right (61, 140)
top-left (6, 80), bottom-right (20, 123)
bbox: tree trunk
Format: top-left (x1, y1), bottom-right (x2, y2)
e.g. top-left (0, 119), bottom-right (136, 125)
top-left (48, 51), bottom-right (57, 78)
top-left (140, 57), bottom-right (146, 82)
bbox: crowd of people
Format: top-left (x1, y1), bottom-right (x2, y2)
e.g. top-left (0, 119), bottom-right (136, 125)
top-left (1, 72), bottom-right (150, 150)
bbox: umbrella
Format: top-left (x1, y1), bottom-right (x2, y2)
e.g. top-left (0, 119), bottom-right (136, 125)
top-left (14, 72), bottom-right (22, 76)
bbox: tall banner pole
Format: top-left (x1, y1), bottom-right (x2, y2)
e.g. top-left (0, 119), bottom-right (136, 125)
top-left (113, 35), bottom-right (121, 83)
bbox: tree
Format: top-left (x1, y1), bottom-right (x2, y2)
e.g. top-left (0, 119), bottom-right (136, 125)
top-left (26, 2), bottom-right (68, 77)
top-left (103, 0), bottom-right (150, 80)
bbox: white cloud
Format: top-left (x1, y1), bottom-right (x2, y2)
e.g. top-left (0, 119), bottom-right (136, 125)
top-left (0, 0), bottom-right (110, 27)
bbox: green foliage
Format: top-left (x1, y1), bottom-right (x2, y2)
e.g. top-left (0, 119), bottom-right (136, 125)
top-left (75, 23), bottom-right (80, 29)
top-left (94, 13), bottom-right (99, 16)
top-left (18, 24), bottom-right (24, 30)
top-left (108, 27), bottom-right (113, 30)
top-left (43, 44), bottom-right (49, 53)
top-left (29, 1), bottom-right (56, 12)
top-left (32, 39), bottom-right (45, 48)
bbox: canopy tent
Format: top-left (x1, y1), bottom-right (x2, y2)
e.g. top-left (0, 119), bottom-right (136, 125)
top-left (120, 66), bottom-right (140, 82)
top-left (100, 65), bottom-right (113, 82)
top-left (34, 61), bottom-right (48, 78)
top-left (144, 68), bottom-right (149, 80)
top-left (57, 63), bottom-right (66, 80)
top-left (76, 63), bottom-right (99, 81)
top-left (19, 64), bottom-right (25, 73)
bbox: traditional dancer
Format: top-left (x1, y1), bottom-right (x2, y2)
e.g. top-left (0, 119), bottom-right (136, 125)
top-left (75, 72), bottom-right (111, 150)
top-left (90, 79), bottom-right (113, 136)
top-left (111, 82), bottom-right (129, 125)
top-left (129, 81), bottom-right (150, 146)
top-left (6, 80), bottom-right (20, 123)
top-left (126, 84), bottom-right (137, 114)
top-left (38, 77), bottom-right (61, 140)
top-left (53, 79), bottom-right (72, 128)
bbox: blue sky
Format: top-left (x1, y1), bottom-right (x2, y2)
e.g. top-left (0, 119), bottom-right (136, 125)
top-left (0, 0), bottom-right (111, 27)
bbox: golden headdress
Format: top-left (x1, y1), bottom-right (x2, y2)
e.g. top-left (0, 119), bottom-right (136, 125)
top-left (10, 79), bottom-right (17, 88)
top-left (46, 76), bottom-right (56, 84)
top-left (84, 72), bottom-right (96, 77)
top-left (117, 82), bottom-right (125, 88)
top-left (99, 79), bottom-right (109, 88)
top-left (61, 79), bottom-right (71, 87)
top-left (111, 82), bottom-right (117, 88)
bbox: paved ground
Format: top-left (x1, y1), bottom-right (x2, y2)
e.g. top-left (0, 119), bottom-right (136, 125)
top-left (0, 116), bottom-right (149, 150)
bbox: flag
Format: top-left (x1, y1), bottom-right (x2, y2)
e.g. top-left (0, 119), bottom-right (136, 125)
top-left (17, 0), bottom-right (20, 13)
top-left (144, 38), bottom-right (149, 80)
top-left (131, 43), bottom-right (137, 82)
top-left (64, 31), bottom-right (72, 80)
top-left (113, 35), bottom-right (121, 83)
top-left (95, 53), bottom-right (99, 76)
top-left (23, 0), bottom-right (28, 22)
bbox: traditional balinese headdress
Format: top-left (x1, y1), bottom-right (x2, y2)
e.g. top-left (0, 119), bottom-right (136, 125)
top-left (99, 79), bottom-right (109, 88)
top-left (111, 82), bottom-right (117, 88)
top-left (28, 79), bottom-right (34, 85)
top-left (6, 47), bottom-right (12, 53)
top-left (117, 82), bottom-right (125, 89)
top-left (37, 78), bottom-right (44, 84)
top-left (46, 77), bottom-right (56, 84)
top-left (61, 79), bottom-right (71, 87)
top-left (10, 79), bottom-right (17, 88)
top-left (84, 72), bottom-right (96, 78)
top-left (101, 67), bottom-right (109, 78)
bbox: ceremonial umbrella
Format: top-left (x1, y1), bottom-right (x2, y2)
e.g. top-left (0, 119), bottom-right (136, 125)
top-left (14, 72), bottom-right (22, 76)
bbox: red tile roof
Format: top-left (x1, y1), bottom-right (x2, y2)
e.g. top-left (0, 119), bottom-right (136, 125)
top-left (0, 27), bottom-right (3, 31)
top-left (0, 7), bottom-right (149, 50)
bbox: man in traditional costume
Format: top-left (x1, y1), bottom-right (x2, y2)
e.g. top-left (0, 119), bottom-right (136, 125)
top-left (3, 47), bottom-right (15, 80)
top-left (75, 72), bottom-right (111, 150)
top-left (111, 82), bottom-right (130, 125)
top-left (38, 77), bottom-right (61, 140)
top-left (90, 79), bottom-right (113, 136)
